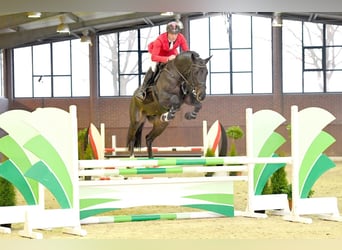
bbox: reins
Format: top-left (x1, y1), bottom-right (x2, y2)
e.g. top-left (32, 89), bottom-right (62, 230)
top-left (167, 60), bottom-right (205, 94)
top-left (160, 55), bottom-right (207, 100)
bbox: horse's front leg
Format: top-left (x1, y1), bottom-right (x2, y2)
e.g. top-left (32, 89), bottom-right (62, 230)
top-left (185, 101), bottom-right (202, 120)
top-left (160, 106), bottom-right (177, 122)
top-left (160, 95), bottom-right (181, 122)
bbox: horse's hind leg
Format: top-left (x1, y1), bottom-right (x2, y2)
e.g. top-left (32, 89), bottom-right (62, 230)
top-left (127, 99), bottom-right (146, 157)
top-left (145, 118), bottom-right (169, 158)
top-left (127, 122), bottom-right (143, 157)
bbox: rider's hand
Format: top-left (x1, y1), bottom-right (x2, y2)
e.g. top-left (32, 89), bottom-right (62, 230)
top-left (168, 55), bottom-right (176, 61)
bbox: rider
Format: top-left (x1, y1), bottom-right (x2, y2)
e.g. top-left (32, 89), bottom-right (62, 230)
top-left (135, 21), bottom-right (190, 101)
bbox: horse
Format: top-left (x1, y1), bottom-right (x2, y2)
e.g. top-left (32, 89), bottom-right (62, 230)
top-left (127, 50), bottom-right (212, 158)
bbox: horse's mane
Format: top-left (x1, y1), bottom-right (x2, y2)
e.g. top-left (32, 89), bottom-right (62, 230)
top-left (178, 50), bottom-right (200, 60)
top-left (173, 51), bottom-right (200, 71)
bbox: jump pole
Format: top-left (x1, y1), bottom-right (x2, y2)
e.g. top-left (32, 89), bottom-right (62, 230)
top-left (106, 121), bottom-right (208, 156)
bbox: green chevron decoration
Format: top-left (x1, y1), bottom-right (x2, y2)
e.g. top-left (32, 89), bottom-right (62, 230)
top-left (296, 107), bottom-right (336, 198)
top-left (0, 108), bottom-right (75, 208)
top-left (251, 109), bottom-right (287, 195)
top-left (0, 106), bottom-right (85, 238)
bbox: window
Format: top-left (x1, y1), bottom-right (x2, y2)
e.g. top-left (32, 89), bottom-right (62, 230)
top-left (99, 27), bottom-right (161, 97)
top-left (326, 24), bottom-right (342, 92)
top-left (13, 40), bottom-right (89, 98)
top-left (99, 31), bottom-right (141, 97)
top-left (283, 20), bottom-right (342, 93)
top-left (190, 13), bottom-right (272, 95)
top-left (99, 33), bottom-right (118, 97)
top-left (98, 13), bottom-right (272, 97)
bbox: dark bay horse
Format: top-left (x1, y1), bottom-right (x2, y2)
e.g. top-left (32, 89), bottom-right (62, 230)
top-left (127, 51), bottom-right (212, 158)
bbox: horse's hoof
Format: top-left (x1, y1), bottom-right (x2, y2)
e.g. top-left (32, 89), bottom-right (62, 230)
top-left (185, 112), bottom-right (196, 120)
top-left (160, 114), bottom-right (167, 122)
top-left (160, 113), bottom-right (170, 122)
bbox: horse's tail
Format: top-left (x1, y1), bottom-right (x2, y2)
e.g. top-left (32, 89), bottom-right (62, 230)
top-left (134, 123), bottom-right (144, 148)
top-left (127, 121), bottom-right (144, 154)
top-left (218, 122), bottom-right (228, 156)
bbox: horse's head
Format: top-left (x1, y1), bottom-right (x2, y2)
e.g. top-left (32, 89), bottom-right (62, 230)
top-left (189, 52), bottom-right (211, 102)
top-left (174, 51), bottom-right (211, 102)
top-left (172, 51), bottom-right (212, 102)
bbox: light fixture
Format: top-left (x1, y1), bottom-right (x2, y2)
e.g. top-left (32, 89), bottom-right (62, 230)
top-left (272, 12), bottom-right (282, 27)
top-left (27, 12), bottom-right (41, 18)
top-left (175, 14), bottom-right (184, 29)
top-left (161, 12), bottom-right (174, 16)
top-left (56, 16), bottom-right (70, 34)
top-left (80, 30), bottom-right (92, 46)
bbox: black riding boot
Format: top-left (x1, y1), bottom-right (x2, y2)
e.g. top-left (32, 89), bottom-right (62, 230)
top-left (136, 68), bottom-right (154, 101)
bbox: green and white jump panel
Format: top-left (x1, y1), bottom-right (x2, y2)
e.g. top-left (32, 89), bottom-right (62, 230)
top-left (79, 176), bottom-right (235, 224)
top-left (239, 108), bottom-right (291, 218)
top-left (283, 106), bottom-right (342, 223)
top-left (0, 106), bottom-right (86, 239)
top-left (0, 109), bottom-right (41, 234)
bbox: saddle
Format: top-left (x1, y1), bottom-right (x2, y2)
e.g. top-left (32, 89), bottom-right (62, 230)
top-left (151, 63), bottom-right (165, 85)
top-left (144, 63), bottom-right (165, 102)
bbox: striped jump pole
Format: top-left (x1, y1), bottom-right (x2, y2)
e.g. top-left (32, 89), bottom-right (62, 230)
top-left (79, 156), bottom-right (292, 169)
top-left (105, 146), bottom-right (204, 154)
top-left (81, 211), bottom-right (222, 224)
top-left (106, 120), bottom-right (208, 156)
top-left (78, 165), bottom-right (249, 178)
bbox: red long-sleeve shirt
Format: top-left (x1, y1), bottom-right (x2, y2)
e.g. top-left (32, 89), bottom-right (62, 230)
top-left (148, 32), bottom-right (189, 63)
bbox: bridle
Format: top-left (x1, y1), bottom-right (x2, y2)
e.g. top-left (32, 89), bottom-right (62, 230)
top-left (166, 59), bottom-right (207, 100)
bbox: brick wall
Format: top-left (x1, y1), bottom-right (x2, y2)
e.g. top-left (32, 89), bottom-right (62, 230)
top-left (9, 93), bottom-right (342, 156)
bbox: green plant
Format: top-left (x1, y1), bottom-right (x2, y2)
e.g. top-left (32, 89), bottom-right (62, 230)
top-left (78, 128), bottom-right (94, 180)
top-left (261, 167), bottom-right (289, 196)
top-left (0, 177), bottom-right (16, 207)
top-left (261, 179), bottom-right (273, 195)
top-left (286, 183), bottom-right (315, 200)
top-left (204, 148), bottom-right (216, 177)
top-left (270, 167), bottom-right (289, 194)
top-left (225, 125), bottom-right (244, 157)
top-left (205, 147), bottom-right (215, 157)
top-left (78, 128), bottom-right (94, 160)
top-left (0, 154), bottom-right (16, 209)
top-left (226, 126), bottom-right (244, 176)
top-left (0, 173), bottom-right (16, 228)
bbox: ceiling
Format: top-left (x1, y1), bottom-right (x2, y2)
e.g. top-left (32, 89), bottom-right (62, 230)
top-left (0, 12), bottom-right (202, 49)
top-left (1, 12), bottom-right (342, 49)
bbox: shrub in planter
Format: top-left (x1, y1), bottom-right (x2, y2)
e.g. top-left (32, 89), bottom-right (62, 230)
top-left (78, 128), bottom-right (94, 180)
top-left (286, 183), bottom-right (315, 210)
top-left (270, 166), bottom-right (289, 195)
top-left (204, 148), bottom-right (216, 177)
top-left (78, 128), bottom-right (94, 161)
top-left (0, 176), bottom-right (16, 228)
top-left (255, 167), bottom-right (288, 213)
top-left (225, 125), bottom-right (244, 176)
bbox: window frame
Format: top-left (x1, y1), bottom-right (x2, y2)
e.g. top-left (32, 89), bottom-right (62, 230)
top-left (12, 39), bottom-right (90, 98)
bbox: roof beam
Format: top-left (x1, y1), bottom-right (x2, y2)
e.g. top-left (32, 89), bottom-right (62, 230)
top-left (0, 12), bottom-right (62, 30)
top-left (0, 12), bottom-right (159, 48)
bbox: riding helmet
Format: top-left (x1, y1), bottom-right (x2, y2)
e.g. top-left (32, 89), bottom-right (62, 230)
top-left (166, 21), bottom-right (181, 34)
